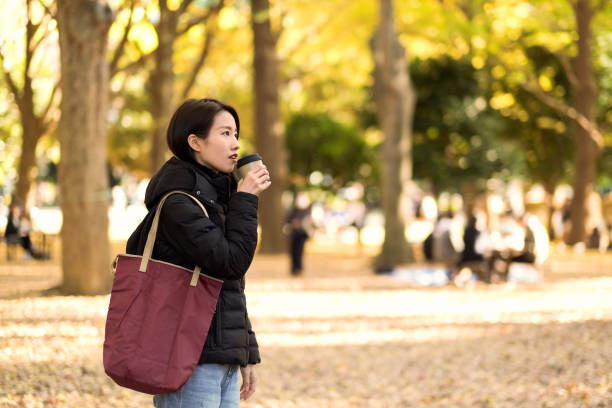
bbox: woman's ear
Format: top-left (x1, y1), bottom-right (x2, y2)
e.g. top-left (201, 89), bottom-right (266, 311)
top-left (187, 134), bottom-right (201, 152)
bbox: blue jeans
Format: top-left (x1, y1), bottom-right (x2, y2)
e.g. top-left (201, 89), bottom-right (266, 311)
top-left (153, 364), bottom-right (240, 408)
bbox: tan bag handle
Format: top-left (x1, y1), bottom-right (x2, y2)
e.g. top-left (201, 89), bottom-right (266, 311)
top-left (140, 190), bottom-right (210, 287)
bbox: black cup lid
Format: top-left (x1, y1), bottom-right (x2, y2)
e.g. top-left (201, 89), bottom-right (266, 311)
top-left (237, 153), bottom-right (262, 167)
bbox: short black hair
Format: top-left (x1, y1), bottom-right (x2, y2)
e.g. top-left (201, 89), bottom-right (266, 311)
top-left (166, 98), bottom-right (240, 162)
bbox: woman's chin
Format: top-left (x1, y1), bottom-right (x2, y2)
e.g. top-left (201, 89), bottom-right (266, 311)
top-left (221, 164), bottom-right (235, 174)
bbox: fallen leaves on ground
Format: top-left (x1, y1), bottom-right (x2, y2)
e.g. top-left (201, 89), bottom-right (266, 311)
top-left (0, 249), bottom-right (611, 407)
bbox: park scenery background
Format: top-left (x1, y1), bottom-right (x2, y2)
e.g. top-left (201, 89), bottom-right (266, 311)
top-left (1, 0), bottom-right (612, 407)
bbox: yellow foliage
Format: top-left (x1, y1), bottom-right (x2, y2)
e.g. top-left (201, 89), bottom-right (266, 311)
top-left (539, 74), bottom-right (553, 91)
top-left (471, 35), bottom-right (487, 50)
top-left (166, 0), bottom-right (182, 11)
top-left (490, 92), bottom-right (515, 110)
top-left (492, 65), bottom-right (506, 79)
top-left (471, 55), bottom-right (485, 69)
top-left (127, 23), bottom-right (158, 54)
top-left (219, 6), bottom-right (242, 30)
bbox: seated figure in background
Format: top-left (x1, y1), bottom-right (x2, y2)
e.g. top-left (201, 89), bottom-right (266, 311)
top-left (488, 212), bottom-right (549, 282)
top-left (431, 211), bottom-right (462, 267)
top-left (4, 198), bottom-right (48, 260)
top-left (454, 210), bottom-right (490, 283)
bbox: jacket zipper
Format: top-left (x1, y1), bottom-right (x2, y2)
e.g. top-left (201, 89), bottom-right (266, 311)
top-left (215, 296), bottom-right (223, 345)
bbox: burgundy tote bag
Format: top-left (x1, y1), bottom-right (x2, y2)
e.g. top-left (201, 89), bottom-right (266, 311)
top-left (103, 191), bottom-right (223, 395)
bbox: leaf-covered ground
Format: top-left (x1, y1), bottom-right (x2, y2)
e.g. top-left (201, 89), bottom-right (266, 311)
top-left (1, 246), bottom-right (611, 407)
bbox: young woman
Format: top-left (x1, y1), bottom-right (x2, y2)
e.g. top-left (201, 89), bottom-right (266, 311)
top-left (126, 98), bottom-right (270, 407)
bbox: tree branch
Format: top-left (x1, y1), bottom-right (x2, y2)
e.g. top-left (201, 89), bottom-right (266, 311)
top-left (42, 119), bottom-right (58, 138)
top-left (30, 29), bottom-right (45, 56)
top-left (25, 0), bottom-right (36, 77)
top-left (457, 0), bottom-right (474, 21)
top-left (29, 13), bottom-right (56, 57)
top-left (179, 1), bottom-right (224, 97)
top-left (36, 0), bottom-right (56, 19)
top-left (181, 30), bottom-right (214, 99)
top-left (28, 0), bottom-right (56, 58)
top-left (178, 0), bottom-right (195, 15)
top-left (594, 0), bottom-right (610, 13)
top-left (521, 79), bottom-right (604, 149)
top-left (555, 52), bottom-right (578, 90)
top-left (279, 0), bottom-right (353, 64)
top-left (177, 0), bottom-right (224, 37)
top-left (41, 79), bottom-right (60, 127)
top-left (177, 12), bottom-right (213, 37)
top-left (273, 9), bottom-right (287, 44)
top-left (0, 48), bottom-right (24, 110)
top-left (112, 51), bottom-right (154, 77)
top-left (110, 0), bottom-right (137, 77)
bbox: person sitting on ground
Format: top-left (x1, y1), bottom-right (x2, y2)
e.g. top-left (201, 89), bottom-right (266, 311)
top-left (454, 210), bottom-right (490, 283)
top-left (4, 198), bottom-right (49, 260)
top-left (488, 212), bottom-right (549, 281)
top-left (431, 211), bottom-right (462, 268)
top-left (520, 213), bottom-right (549, 266)
top-left (487, 211), bottom-right (527, 282)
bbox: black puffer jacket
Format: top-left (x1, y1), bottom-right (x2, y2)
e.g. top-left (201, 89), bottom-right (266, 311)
top-left (126, 157), bottom-right (261, 367)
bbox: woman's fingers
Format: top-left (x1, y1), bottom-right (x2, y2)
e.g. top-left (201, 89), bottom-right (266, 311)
top-left (251, 165), bottom-right (271, 185)
top-left (236, 165), bottom-right (271, 195)
top-left (252, 166), bottom-right (269, 180)
top-left (240, 366), bottom-right (257, 400)
top-left (241, 372), bottom-right (256, 400)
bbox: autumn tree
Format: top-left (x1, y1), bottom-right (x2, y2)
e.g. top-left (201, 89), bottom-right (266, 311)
top-left (409, 56), bottom-right (521, 193)
top-left (492, 0), bottom-right (609, 243)
top-left (251, 0), bottom-right (287, 253)
top-left (56, 0), bottom-right (113, 294)
top-left (429, 0), bottom-right (610, 243)
top-left (0, 0), bottom-right (59, 205)
top-left (109, 0), bottom-right (223, 173)
top-left (371, 0), bottom-right (415, 270)
top-left (372, 0), bottom-right (416, 269)
top-left (562, 0), bottom-right (607, 244)
top-left (285, 112), bottom-right (379, 188)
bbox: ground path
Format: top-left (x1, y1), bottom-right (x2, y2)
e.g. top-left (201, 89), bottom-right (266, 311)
top-left (0, 245), bottom-right (610, 407)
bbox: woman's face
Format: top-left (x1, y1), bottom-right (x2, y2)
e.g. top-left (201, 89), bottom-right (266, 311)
top-left (190, 110), bottom-right (240, 173)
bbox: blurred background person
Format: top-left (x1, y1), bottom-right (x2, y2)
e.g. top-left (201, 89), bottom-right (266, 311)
top-left (4, 197), bottom-right (48, 261)
top-left (454, 210), bottom-right (490, 283)
top-left (431, 211), bottom-right (462, 269)
top-left (285, 191), bottom-right (312, 276)
top-left (487, 211), bottom-right (549, 282)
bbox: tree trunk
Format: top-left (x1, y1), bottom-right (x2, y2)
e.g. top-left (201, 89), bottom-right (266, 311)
top-left (14, 103), bottom-right (44, 206)
top-left (12, 0), bottom-right (50, 205)
top-left (567, 0), bottom-right (600, 244)
top-left (371, 0), bottom-right (416, 270)
top-left (252, 0), bottom-right (288, 254)
top-left (149, 2), bottom-right (178, 174)
top-left (543, 181), bottom-right (556, 239)
top-left (57, 0), bottom-right (113, 295)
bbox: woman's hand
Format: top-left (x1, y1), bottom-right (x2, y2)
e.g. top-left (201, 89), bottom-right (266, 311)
top-left (237, 165), bottom-right (271, 196)
top-left (239, 365), bottom-right (257, 400)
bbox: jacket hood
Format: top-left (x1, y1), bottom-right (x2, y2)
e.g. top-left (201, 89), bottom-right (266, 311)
top-left (144, 157), bottom-right (220, 210)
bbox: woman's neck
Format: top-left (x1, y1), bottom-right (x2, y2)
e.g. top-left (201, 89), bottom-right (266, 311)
top-left (192, 158), bottom-right (220, 176)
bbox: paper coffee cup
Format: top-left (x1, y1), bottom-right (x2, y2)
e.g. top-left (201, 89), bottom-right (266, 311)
top-left (236, 153), bottom-right (263, 179)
